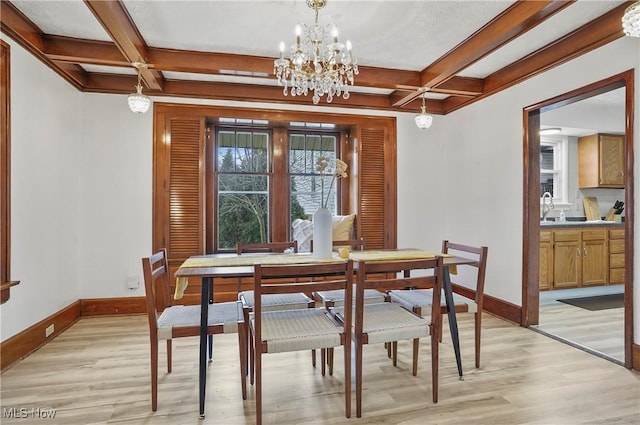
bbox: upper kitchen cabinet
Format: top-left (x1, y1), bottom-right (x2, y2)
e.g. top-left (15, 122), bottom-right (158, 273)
top-left (578, 133), bottom-right (625, 188)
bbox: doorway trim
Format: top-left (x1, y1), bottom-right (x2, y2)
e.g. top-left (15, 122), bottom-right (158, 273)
top-left (522, 69), bottom-right (634, 369)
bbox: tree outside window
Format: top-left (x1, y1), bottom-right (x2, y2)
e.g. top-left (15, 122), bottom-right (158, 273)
top-left (216, 130), bottom-right (270, 249)
top-left (214, 127), bottom-right (339, 251)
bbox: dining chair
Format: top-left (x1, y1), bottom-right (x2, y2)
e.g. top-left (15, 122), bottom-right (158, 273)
top-left (313, 238), bottom-right (387, 309)
top-left (141, 249), bottom-right (246, 410)
top-left (236, 241), bottom-right (315, 384)
top-left (388, 241), bottom-right (488, 368)
top-left (252, 260), bottom-right (354, 425)
top-left (311, 238), bottom-right (385, 374)
top-left (333, 256), bottom-right (444, 417)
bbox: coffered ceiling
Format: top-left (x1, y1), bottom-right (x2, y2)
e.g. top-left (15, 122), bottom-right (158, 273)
top-left (0, 0), bottom-right (631, 114)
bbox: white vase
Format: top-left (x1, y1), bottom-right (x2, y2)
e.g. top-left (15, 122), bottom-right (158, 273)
top-left (313, 207), bottom-right (333, 259)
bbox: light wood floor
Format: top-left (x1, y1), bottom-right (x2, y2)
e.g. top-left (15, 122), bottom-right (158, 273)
top-left (1, 314), bottom-right (639, 424)
top-left (535, 285), bottom-right (625, 363)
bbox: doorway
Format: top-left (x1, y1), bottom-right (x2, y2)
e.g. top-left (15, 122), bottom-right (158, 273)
top-left (522, 70), bottom-right (634, 369)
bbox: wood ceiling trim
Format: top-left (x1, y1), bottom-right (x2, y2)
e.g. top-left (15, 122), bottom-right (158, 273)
top-left (45, 36), bottom-right (127, 67)
top-left (444, 1), bottom-right (630, 114)
top-left (83, 74), bottom-right (408, 111)
top-left (54, 62), bottom-right (89, 87)
top-left (84, 0), bottom-right (163, 91)
top-left (421, 0), bottom-right (573, 88)
top-left (147, 47), bottom-right (422, 91)
top-left (0, 0), bottom-right (631, 115)
top-left (432, 77), bottom-right (484, 97)
top-left (393, 0), bottom-right (573, 108)
top-left (0, 1), bottom-right (84, 90)
top-left (0, 1), bottom-right (44, 52)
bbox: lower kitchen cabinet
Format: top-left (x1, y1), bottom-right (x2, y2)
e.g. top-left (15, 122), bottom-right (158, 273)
top-left (540, 226), bottom-right (611, 290)
top-left (539, 230), bottom-right (553, 291)
top-left (581, 228), bottom-right (608, 286)
top-left (609, 228), bottom-right (625, 284)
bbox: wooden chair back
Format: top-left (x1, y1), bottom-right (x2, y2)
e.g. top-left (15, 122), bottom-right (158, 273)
top-left (441, 240), bottom-right (488, 306)
top-left (355, 257), bottom-right (444, 336)
top-left (252, 259), bottom-right (354, 422)
top-left (441, 240), bottom-right (488, 369)
top-left (142, 249), bottom-right (172, 334)
top-left (254, 260), bottom-right (354, 333)
top-left (237, 241), bottom-right (298, 254)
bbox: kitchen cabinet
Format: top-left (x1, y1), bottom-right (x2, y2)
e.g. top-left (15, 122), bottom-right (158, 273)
top-left (543, 227), bottom-right (608, 290)
top-left (553, 229), bottom-right (581, 289)
top-left (581, 228), bottom-right (608, 286)
top-left (609, 228), bottom-right (625, 284)
top-left (539, 230), bottom-right (553, 291)
top-left (578, 133), bottom-right (625, 188)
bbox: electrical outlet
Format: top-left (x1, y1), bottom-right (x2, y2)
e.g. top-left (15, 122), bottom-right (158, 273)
top-left (126, 275), bottom-right (140, 290)
top-left (45, 324), bottom-right (54, 338)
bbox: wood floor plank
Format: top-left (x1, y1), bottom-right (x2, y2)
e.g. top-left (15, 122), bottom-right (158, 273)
top-left (1, 314), bottom-right (638, 424)
top-left (536, 287), bottom-right (625, 361)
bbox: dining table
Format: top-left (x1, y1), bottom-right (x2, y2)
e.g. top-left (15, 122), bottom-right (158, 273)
top-left (174, 248), bottom-right (474, 419)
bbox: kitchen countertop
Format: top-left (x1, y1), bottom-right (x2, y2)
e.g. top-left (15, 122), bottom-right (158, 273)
top-left (540, 220), bottom-right (624, 228)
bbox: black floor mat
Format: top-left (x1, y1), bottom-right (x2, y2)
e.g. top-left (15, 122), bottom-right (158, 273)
top-left (557, 293), bottom-right (624, 311)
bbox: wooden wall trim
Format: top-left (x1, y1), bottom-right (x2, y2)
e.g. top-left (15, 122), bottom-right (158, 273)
top-left (0, 301), bottom-right (81, 370)
top-left (7, 295), bottom-right (634, 372)
top-left (80, 297), bottom-right (146, 316)
top-left (632, 343), bottom-right (640, 372)
top-left (453, 283), bottom-right (522, 325)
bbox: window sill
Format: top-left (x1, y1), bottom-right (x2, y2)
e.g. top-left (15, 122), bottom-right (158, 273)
top-left (1, 280), bottom-right (20, 304)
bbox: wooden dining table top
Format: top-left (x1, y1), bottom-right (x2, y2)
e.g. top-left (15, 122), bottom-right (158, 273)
top-left (174, 248), bottom-right (473, 279)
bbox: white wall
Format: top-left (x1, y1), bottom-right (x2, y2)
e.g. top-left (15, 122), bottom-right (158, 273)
top-left (439, 36), bottom-right (640, 342)
top-left (2, 32), bottom-right (639, 346)
top-left (0, 34), bottom-right (82, 340)
top-left (76, 94), bottom-right (153, 298)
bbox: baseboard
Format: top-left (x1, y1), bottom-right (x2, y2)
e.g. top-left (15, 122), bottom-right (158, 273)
top-left (452, 283), bottom-right (522, 325)
top-left (633, 342), bottom-right (640, 372)
top-left (1, 297), bottom-right (147, 371)
top-left (80, 296), bottom-right (146, 316)
top-left (0, 301), bottom-right (81, 370)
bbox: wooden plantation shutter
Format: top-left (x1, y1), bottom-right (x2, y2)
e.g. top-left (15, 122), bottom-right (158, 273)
top-left (154, 114), bottom-right (205, 261)
top-left (357, 124), bottom-right (397, 249)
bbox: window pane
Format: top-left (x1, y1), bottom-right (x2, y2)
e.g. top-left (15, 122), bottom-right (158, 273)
top-left (290, 175), bottom-right (321, 218)
top-left (289, 134), bottom-right (306, 173)
top-left (217, 131), bottom-right (236, 170)
top-left (540, 144), bottom-right (558, 197)
top-left (252, 133), bottom-right (269, 172)
top-left (216, 129), bottom-right (271, 250)
top-left (288, 132), bottom-right (338, 227)
top-left (217, 174), bottom-right (269, 249)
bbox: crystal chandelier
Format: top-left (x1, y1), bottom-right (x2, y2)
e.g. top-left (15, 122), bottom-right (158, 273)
top-left (127, 62), bottom-right (151, 114)
top-left (622, 1), bottom-right (640, 37)
top-left (414, 91), bottom-right (433, 130)
top-left (274, 0), bottom-right (358, 104)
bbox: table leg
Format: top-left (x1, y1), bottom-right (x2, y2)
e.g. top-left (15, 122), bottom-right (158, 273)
top-left (198, 276), bottom-right (211, 419)
top-left (442, 267), bottom-right (463, 379)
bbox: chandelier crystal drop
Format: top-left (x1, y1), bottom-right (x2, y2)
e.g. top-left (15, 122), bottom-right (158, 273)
top-left (414, 92), bottom-right (433, 130)
top-left (127, 62), bottom-right (151, 114)
top-left (274, 0), bottom-right (358, 105)
top-left (622, 1), bottom-right (640, 37)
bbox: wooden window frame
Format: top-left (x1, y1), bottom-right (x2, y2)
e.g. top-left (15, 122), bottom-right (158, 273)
top-left (154, 103), bottom-right (396, 302)
top-left (213, 126), bottom-right (274, 251)
top-left (209, 123), bottom-right (346, 253)
top-left (1, 40), bottom-right (19, 303)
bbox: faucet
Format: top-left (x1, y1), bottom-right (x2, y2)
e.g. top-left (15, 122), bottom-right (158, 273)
top-left (541, 192), bottom-right (554, 221)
